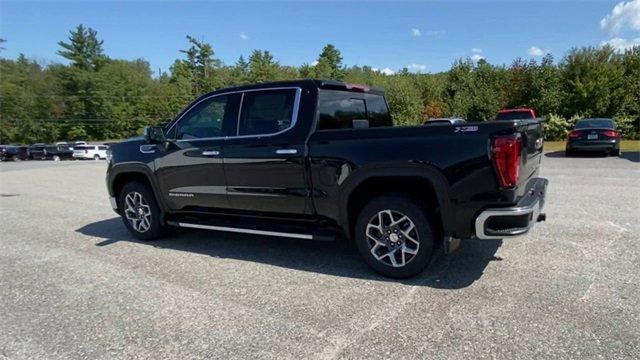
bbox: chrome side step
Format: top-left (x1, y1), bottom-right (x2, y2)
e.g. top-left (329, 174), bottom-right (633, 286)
top-left (171, 221), bottom-right (314, 240)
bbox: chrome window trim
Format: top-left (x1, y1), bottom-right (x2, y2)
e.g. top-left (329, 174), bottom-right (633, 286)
top-left (168, 87), bottom-right (302, 143)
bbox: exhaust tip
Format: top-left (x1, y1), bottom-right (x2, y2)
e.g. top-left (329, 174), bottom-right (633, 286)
top-left (537, 213), bottom-right (546, 222)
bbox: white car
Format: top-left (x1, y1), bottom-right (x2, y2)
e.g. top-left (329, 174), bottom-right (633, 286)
top-left (73, 145), bottom-right (109, 160)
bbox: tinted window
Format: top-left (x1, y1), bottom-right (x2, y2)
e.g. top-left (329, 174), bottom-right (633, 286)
top-left (178, 96), bottom-right (230, 140)
top-left (318, 90), bottom-right (391, 130)
top-left (98, 146), bottom-right (107, 150)
top-left (238, 89), bottom-right (297, 136)
top-left (575, 119), bottom-right (615, 129)
top-left (365, 94), bottom-right (392, 127)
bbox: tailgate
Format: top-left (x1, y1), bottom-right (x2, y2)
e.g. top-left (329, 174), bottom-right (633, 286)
top-left (519, 119), bottom-right (544, 183)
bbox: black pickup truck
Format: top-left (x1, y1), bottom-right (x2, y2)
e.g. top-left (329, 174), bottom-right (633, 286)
top-left (106, 79), bottom-right (547, 278)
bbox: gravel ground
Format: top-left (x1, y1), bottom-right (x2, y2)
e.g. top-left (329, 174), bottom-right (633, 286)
top-left (1, 151), bottom-right (639, 359)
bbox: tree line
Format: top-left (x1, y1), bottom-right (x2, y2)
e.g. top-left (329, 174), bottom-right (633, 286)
top-left (1, 24), bottom-right (638, 144)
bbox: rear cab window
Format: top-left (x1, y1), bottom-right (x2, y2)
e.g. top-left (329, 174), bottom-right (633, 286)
top-left (496, 111), bottom-right (535, 120)
top-left (317, 90), bottom-right (392, 130)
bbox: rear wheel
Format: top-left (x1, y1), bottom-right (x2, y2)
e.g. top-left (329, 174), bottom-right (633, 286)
top-left (611, 149), bottom-right (620, 156)
top-left (118, 181), bottom-right (166, 240)
top-left (52, 155), bottom-right (60, 161)
top-left (94, 154), bottom-right (100, 160)
top-left (354, 195), bottom-right (435, 278)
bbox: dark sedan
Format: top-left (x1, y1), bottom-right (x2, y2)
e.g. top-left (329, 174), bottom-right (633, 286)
top-left (566, 118), bottom-right (620, 156)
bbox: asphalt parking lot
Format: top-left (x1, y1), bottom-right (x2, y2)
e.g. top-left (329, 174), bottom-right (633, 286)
top-left (1, 151), bottom-right (639, 359)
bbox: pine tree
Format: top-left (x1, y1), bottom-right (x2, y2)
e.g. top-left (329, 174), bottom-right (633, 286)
top-left (314, 44), bottom-right (344, 80)
top-left (57, 24), bottom-right (106, 71)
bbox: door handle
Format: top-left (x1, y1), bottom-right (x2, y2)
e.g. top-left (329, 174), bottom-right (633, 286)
top-left (202, 150), bottom-right (220, 156)
top-left (275, 149), bottom-right (298, 155)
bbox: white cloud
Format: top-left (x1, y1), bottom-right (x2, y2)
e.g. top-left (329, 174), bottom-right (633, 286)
top-left (470, 48), bottom-right (484, 61)
top-left (528, 46), bottom-right (548, 56)
top-left (239, 32), bottom-right (249, 40)
top-left (372, 67), bottom-right (395, 75)
top-left (601, 37), bottom-right (640, 51)
top-left (380, 67), bottom-right (395, 75)
top-left (411, 28), bottom-right (421, 37)
top-left (600, 0), bottom-right (640, 35)
top-left (311, 60), bottom-right (319, 66)
top-left (407, 63), bottom-right (427, 72)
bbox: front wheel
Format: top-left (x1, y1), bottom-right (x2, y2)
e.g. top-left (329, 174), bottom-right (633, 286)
top-left (94, 154), bottom-right (100, 160)
top-left (355, 195), bottom-right (435, 278)
top-left (52, 155), bottom-right (60, 161)
top-left (611, 149), bottom-right (620, 156)
top-left (118, 181), bottom-right (166, 240)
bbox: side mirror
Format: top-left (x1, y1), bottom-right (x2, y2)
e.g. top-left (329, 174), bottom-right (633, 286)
top-left (144, 126), bottom-right (166, 144)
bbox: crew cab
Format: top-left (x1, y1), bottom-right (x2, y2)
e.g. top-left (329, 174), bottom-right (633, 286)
top-left (106, 80), bottom-right (548, 278)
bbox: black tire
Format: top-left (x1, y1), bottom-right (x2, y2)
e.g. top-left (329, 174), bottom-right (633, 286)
top-left (118, 181), bottom-right (166, 241)
top-left (611, 149), bottom-right (620, 156)
top-left (94, 154), bottom-right (100, 160)
top-left (565, 149), bottom-right (574, 157)
top-left (354, 194), bottom-right (435, 278)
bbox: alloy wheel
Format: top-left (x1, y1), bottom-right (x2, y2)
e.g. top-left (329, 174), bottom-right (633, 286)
top-left (365, 210), bottom-right (420, 267)
top-left (124, 191), bottom-right (152, 233)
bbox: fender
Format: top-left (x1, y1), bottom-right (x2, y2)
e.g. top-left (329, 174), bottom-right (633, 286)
top-left (337, 162), bottom-right (453, 240)
top-left (108, 161), bottom-right (168, 214)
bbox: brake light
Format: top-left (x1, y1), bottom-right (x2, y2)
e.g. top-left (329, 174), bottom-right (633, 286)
top-left (568, 130), bottom-right (582, 138)
top-left (602, 130), bottom-right (619, 138)
top-left (492, 135), bottom-right (522, 189)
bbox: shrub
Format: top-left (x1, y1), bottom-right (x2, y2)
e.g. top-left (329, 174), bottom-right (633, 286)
top-left (543, 114), bottom-right (571, 140)
top-left (614, 115), bottom-right (639, 140)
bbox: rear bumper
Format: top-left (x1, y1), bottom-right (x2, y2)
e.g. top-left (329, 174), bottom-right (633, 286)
top-left (475, 178), bottom-right (548, 240)
top-left (567, 139), bottom-right (619, 151)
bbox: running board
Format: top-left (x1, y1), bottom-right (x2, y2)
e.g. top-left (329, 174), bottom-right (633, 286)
top-left (166, 220), bottom-right (335, 241)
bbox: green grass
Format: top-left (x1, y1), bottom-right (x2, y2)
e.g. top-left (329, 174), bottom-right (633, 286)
top-left (544, 140), bottom-right (640, 153)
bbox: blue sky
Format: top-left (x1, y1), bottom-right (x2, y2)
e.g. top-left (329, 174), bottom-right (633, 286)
top-left (1, 1), bottom-right (639, 74)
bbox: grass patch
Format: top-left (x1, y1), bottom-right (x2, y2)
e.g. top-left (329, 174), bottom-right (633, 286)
top-left (544, 140), bottom-right (640, 152)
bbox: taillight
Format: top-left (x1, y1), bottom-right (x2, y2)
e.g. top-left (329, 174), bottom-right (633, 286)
top-left (492, 135), bottom-right (522, 189)
top-left (568, 130), bottom-right (582, 138)
top-left (602, 130), bottom-right (619, 138)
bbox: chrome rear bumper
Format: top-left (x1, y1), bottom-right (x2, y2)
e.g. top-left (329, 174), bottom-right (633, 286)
top-left (475, 178), bottom-right (548, 240)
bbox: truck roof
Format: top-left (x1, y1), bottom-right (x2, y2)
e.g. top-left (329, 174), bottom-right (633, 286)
top-left (197, 79), bottom-right (385, 98)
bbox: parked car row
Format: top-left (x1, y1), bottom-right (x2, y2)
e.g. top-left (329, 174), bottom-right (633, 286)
top-left (0, 142), bottom-right (109, 161)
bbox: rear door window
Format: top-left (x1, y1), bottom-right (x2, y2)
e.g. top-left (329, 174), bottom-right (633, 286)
top-left (237, 89), bottom-right (297, 136)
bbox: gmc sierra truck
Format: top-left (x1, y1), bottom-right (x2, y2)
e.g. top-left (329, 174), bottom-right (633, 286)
top-left (106, 79), bottom-right (548, 278)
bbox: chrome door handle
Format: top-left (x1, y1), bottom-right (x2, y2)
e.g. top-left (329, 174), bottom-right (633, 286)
top-left (275, 149), bottom-right (297, 155)
top-left (202, 150), bottom-right (220, 156)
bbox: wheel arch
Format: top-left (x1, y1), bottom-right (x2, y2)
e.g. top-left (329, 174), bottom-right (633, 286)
top-left (109, 163), bottom-right (167, 214)
top-left (339, 164), bottom-right (453, 245)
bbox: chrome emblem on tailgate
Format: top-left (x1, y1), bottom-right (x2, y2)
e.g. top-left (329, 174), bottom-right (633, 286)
top-left (454, 126), bottom-right (478, 133)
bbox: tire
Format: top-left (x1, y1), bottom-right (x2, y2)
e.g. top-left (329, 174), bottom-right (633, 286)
top-left (565, 149), bottom-right (574, 157)
top-left (611, 149), bottom-right (620, 156)
top-left (354, 194), bottom-right (435, 278)
top-left (12, 155), bottom-right (21, 162)
top-left (118, 181), bottom-right (166, 241)
top-left (52, 155), bottom-right (60, 162)
top-left (94, 154), bottom-right (100, 160)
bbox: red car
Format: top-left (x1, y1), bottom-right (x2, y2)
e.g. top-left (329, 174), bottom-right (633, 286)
top-left (496, 108), bottom-right (537, 121)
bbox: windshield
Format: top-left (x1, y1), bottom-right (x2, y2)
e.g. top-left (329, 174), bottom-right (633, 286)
top-left (575, 119), bottom-right (615, 129)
